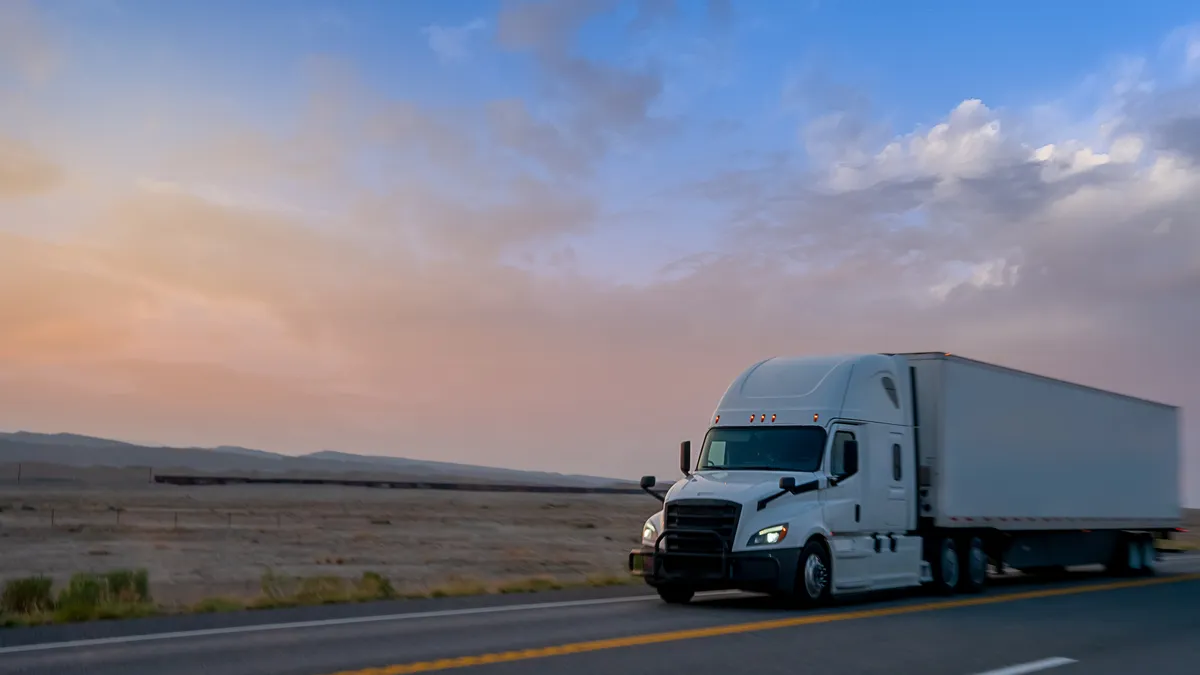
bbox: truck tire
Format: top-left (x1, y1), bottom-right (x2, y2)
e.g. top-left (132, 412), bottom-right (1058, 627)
top-left (1130, 533), bottom-right (1156, 577)
top-left (1106, 533), bottom-right (1155, 578)
top-left (959, 535), bottom-right (987, 594)
top-left (1139, 535), bottom-right (1158, 577)
top-left (656, 586), bottom-right (695, 604)
top-left (929, 535), bottom-right (960, 595)
top-left (791, 539), bottom-right (832, 608)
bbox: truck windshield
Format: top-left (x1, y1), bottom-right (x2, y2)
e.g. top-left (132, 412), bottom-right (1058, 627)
top-left (696, 426), bottom-right (826, 473)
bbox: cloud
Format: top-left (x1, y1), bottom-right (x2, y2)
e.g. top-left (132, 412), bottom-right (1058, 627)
top-left (0, 135), bottom-right (63, 198)
top-left (0, 9), bottom-right (1197, 503)
top-left (421, 18), bottom-right (487, 63)
top-left (0, 0), bottom-right (61, 84)
top-left (496, 0), bottom-right (673, 152)
top-left (629, 0), bottom-right (678, 33)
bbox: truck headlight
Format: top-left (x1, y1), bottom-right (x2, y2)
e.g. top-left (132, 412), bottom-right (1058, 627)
top-left (642, 520), bottom-right (658, 544)
top-left (747, 524), bottom-right (788, 546)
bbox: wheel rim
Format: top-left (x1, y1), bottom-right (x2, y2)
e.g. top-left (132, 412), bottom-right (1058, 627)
top-left (941, 541), bottom-right (959, 587)
top-left (803, 552), bottom-right (828, 598)
top-left (970, 540), bottom-right (987, 585)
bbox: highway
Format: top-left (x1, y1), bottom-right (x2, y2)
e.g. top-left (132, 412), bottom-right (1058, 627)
top-left (2, 554), bottom-right (1199, 675)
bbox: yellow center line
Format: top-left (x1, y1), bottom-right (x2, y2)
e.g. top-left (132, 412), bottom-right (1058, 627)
top-left (326, 573), bottom-right (1200, 675)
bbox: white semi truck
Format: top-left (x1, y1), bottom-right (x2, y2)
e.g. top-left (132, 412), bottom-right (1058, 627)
top-left (629, 352), bottom-right (1183, 605)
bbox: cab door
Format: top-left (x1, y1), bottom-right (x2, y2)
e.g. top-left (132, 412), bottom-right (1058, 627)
top-left (821, 424), bottom-right (872, 591)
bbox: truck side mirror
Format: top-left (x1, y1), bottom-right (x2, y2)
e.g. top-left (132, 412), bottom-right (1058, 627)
top-left (843, 440), bottom-right (859, 477)
top-left (639, 475), bottom-right (664, 502)
top-left (779, 476), bottom-right (797, 492)
top-left (680, 440), bottom-right (692, 476)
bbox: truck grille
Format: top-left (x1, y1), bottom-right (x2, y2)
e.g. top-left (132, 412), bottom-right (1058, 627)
top-left (663, 499), bottom-right (741, 554)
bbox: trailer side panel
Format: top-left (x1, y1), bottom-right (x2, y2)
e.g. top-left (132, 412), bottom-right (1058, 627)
top-left (907, 354), bottom-right (1180, 530)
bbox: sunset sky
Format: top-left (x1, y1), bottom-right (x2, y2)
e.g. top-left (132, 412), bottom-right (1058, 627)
top-left (1, 0), bottom-right (1198, 505)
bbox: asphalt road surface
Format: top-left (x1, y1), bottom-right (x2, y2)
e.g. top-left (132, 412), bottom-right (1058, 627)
top-left (3, 554), bottom-right (1199, 675)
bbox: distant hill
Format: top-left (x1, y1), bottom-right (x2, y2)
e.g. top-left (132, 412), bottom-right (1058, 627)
top-left (0, 431), bottom-right (630, 488)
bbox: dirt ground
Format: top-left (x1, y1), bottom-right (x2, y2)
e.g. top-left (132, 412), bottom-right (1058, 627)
top-left (1, 483), bottom-right (1194, 608)
top-left (0, 484), bottom-right (659, 606)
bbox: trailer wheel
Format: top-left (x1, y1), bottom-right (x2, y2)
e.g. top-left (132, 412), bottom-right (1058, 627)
top-left (1136, 534), bottom-right (1157, 577)
top-left (929, 536), bottom-right (960, 595)
top-left (656, 586), bottom-right (695, 604)
top-left (1106, 533), bottom-right (1154, 578)
top-left (959, 536), bottom-right (987, 594)
top-left (791, 539), bottom-right (832, 608)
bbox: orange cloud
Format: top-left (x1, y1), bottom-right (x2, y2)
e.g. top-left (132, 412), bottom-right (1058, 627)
top-left (0, 136), bottom-right (62, 198)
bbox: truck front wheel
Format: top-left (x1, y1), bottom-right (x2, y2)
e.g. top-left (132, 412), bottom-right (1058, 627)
top-left (656, 586), bottom-right (695, 604)
top-left (791, 539), bottom-right (833, 607)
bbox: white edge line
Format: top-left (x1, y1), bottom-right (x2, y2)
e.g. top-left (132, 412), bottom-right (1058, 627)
top-left (973, 657), bottom-right (1078, 675)
top-left (0, 590), bottom-right (744, 656)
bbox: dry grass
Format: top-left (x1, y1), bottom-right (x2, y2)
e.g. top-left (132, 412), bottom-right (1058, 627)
top-left (0, 567), bottom-right (642, 626)
top-left (1, 482), bottom-right (1190, 625)
top-left (0, 482), bottom-right (657, 607)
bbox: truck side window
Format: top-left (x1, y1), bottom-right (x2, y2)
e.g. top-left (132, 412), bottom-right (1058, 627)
top-left (892, 443), bottom-right (902, 481)
top-left (881, 376), bottom-right (900, 408)
top-left (831, 431), bottom-right (857, 479)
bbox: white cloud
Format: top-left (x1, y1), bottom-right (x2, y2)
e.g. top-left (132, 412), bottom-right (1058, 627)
top-left (823, 99), bottom-right (1022, 193)
top-left (421, 18), bottom-right (487, 64)
top-left (134, 178), bottom-right (323, 218)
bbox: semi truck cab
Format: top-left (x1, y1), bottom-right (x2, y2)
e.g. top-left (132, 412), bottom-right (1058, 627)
top-left (628, 352), bottom-right (1178, 605)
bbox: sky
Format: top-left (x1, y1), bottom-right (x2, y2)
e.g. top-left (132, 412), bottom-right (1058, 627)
top-left (1, 0), bottom-right (1198, 506)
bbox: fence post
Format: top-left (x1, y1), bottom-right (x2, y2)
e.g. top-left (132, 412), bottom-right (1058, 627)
top-left (227, 512), bottom-right (232, 528)
top-left (50, 509), bottom-right (55, 527)
top-left (16, 463), bottom-right (21, 485)
top-left (174, 511), bottom-right (178, 530)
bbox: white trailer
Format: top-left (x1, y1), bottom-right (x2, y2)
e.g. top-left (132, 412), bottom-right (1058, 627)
top-left (629, 352), bottom-right (1182, 605)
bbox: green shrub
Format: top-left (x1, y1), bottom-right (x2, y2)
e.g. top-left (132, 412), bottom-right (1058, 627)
top-left (356, 571), bottom-right (396, 600)
top-left (55, 573), bottom-right (105, 621)
top-left (294, 576), bottom-right (350, 605)
top-left (54, 569), bottom-right (154, 623)
top-left (104, 569), bottom-right (150, 603)
top-left (2, 576), bottom-right (54, 614)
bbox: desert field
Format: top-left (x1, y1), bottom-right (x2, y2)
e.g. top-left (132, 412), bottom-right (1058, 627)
top-left (1, 478), bottom-right (1196, 610)
top-left (0, 483), bottom-right (657, 606)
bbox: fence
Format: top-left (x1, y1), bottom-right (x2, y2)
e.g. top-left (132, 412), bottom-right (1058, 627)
top-left (0, 507), bottom-right (398, 532)
top-left (0, 463), bottom-right (154, 486)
